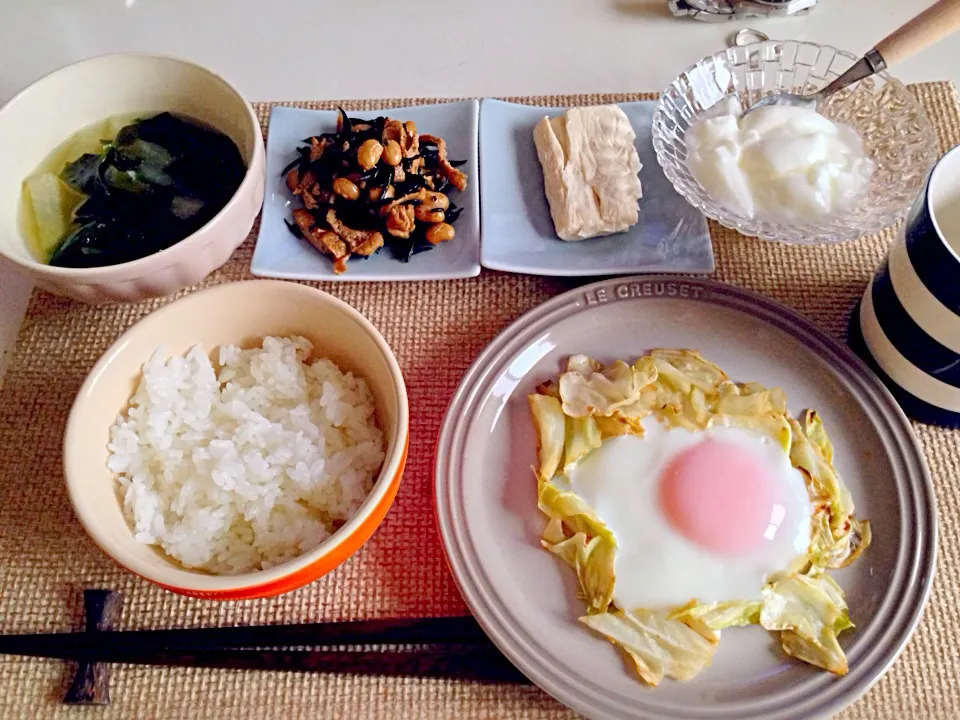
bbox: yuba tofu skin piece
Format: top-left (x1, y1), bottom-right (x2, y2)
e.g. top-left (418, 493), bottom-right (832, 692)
top-left (533, 106), bottom-right (643, 241)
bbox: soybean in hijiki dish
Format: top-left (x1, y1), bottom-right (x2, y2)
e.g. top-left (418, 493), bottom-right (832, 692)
top-left (20, 112), bottom-right (246, 268)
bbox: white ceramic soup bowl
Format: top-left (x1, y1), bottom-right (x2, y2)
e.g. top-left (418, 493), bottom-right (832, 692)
top-left (0, 53), bottom-right (265, 303)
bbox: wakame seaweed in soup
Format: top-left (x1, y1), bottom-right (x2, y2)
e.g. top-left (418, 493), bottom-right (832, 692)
top-left (36, 113), bottom-right (246, 268)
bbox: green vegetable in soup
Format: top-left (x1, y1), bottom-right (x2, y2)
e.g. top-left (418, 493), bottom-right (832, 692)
top-left (54, 121), bottom-right (111, 173)
top-left (60, 154), bottom-right (101, 195)
top-left (22, 112), bottom-right (246, 268)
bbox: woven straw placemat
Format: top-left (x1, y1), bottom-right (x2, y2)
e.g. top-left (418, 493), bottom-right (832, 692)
top-left (1, 86), bottom-right (958, 720)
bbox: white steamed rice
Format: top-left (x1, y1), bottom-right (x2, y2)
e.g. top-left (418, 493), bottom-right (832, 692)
top-left (107, 335), bottom-right (385, 575)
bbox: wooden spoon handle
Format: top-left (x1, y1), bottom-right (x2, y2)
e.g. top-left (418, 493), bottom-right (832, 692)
top-left (874, 0), bottom-right (960, 67)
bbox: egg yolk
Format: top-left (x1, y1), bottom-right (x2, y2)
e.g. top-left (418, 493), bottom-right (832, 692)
top-left (657, 438), bottom-right (785, 555)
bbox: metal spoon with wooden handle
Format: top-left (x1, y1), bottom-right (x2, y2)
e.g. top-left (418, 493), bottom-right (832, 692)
top-left (748, 0), bottom-right (960, 112)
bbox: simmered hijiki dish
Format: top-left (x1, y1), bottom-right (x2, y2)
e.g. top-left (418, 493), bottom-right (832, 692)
top-left (528, 350), bottom-right (871, 685)
top-left (107, 336), bottom-right (385, 575)
top-left (283, 108), bottom-right (468, 273)
top-left (20, 112), bottom-right (246, 268)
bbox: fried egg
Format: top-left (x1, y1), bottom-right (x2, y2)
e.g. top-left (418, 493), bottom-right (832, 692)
top-left (561, 420), bottom-right (812, 610)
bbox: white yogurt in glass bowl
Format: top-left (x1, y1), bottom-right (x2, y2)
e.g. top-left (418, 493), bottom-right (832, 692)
top-left (652, 40), bottom-right (938, 244)
top-left (685, 96), bottom-right (875, 225)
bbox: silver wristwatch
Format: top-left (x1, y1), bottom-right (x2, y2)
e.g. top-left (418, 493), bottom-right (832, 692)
top-left (668, 0), bottom-right (817, 21)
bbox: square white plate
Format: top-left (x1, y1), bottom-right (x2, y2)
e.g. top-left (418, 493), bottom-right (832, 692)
top-left (479, 99), bottom-right (714, 276)
top-left (252, 101), bottom-right (480, 281)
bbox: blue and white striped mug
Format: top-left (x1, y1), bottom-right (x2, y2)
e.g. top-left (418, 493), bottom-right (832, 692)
top-left (852, 144), bottom-right (960, 427)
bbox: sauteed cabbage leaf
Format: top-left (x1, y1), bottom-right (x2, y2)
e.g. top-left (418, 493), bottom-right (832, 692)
top-left (580, 609), bottom-right (719, 686)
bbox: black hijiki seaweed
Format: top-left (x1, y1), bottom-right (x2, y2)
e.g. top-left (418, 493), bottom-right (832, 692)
top-left (445, 205), bottom-right (464, 224)
top-left (284, 219), bottom-right (303, 239)
top-left (280, 150), bottom-right (309, 178)
top-left (387, 227), bottom-right (437, 264)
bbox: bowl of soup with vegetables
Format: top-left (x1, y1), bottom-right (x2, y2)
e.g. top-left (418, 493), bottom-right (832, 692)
top-left (0, 53), bottom-right (265, 303)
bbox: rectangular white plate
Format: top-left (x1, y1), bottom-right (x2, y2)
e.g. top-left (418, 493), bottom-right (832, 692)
top-left (479, 99), bottom-right (714, 276)
top-left (252, 101), bottom-right (480, 281)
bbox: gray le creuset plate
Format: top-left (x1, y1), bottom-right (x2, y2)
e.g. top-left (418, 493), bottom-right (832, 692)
top-left (435, 276), bottom-right (936, 720)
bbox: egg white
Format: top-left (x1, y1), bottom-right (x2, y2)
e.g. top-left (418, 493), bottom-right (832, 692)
top-left (560, 421), bottom-right (812, 610)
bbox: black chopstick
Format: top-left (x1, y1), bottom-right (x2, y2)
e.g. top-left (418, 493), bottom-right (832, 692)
top-left (0, 610), bottom-right (531, 686)
top-left (0, 616), bottom-right (489, 658)
top-left (2, 593), bottom-right (530, 704)
top-left (46, 647), bottom-right (530, 684)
